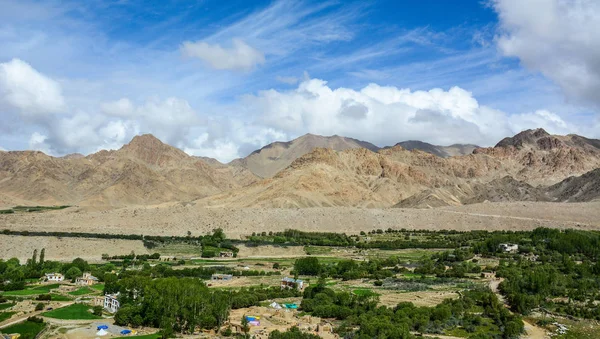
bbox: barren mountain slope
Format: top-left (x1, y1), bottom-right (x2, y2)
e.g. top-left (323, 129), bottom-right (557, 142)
top-left (547, 168), bottom-right (600, 202)
top-left (475, 128), bottom-right (600, 185)
top-left (229, 133), bottom-right (379, 178)
top-left (201, 129), bottom-right (600, 208)
top-left (0, 134), bottom-right (256, 206)
top-left (198, 145), bottom-right (508, 208)
top-left (390, 140), bottom-right (479, 157)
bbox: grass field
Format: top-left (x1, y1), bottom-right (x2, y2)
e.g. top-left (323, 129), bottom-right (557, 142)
top-left (42, 303), bottom-right (101, 320)
top-left (0, 320), bottom-right (46, 339)
top-left (0, 302), bottom-right (15, 310)
top-left (90, 284), bottom-right (105, 292)
top-left (0, 311), bottom-right (15, 322)
top-left (68, 287), bottom-right (94, 296)
top-left (49, 293), bottom-right (73, 301)
top-left (3, 284), bottom-right (60, 296)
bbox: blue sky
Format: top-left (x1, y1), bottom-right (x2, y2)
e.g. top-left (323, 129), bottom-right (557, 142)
top-left (1, 0), bottom-right (599, 161)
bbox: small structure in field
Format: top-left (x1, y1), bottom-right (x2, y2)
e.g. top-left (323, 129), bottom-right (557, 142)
top-left (104, 293), bottom-right (120, 313)
top-left (211, 274), bottom-right (233, 281)
top-left (45, 273), bottom-right (64, 282)
top-left (281, 277), bottom-right (304, 290)
top-left (219, 251), bottom-right (234, 258)
top-left (499, 243), bottom-right (519, 253)
top-left (76, 272), bottom-right (99, 286)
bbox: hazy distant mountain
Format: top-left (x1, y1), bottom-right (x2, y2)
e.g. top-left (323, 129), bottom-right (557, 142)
top-left (229, 133), bottom-right (379, 178)
top-left (389, 140), bottom-right (479, 157)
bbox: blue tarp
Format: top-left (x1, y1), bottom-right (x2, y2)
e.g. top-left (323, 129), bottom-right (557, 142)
top-left (97, 325), bottom-right (109, 330)
top-left (120, 329), bottom-right (132, 335)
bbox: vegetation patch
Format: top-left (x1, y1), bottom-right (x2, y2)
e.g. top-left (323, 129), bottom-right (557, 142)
top-left (42, 303), bottom-right (102, 320)
top-left (0, 311), bottom-right (15, 322)
top-left (0, 320), bottom-right (46, 339)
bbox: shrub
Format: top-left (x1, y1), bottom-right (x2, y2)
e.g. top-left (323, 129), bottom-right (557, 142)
top-left (35, 303), bottom-right (45, 311)
top-left (92, 305), bottom-right (103, 316)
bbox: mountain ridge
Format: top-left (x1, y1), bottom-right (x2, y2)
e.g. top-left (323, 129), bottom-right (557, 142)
top-left (1, 129), bottom-right (599, 208)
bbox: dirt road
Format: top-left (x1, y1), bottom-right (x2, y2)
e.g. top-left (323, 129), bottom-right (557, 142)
top-left (487, 275), bottom-right (548, 339)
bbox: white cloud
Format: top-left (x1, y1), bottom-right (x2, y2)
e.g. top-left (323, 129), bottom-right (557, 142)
top-left (0, 58), bottom-right (65, 115)
top-left (243, 78), bottom-right (571, 147)
top-left (181, 38), bottom-right (265, 71)
top-left (101, 98), bottom-right (134, 117)
top-left (493, 0), bottom-right (600, 106)
top-left (29, 132), bottom-right (51, 154)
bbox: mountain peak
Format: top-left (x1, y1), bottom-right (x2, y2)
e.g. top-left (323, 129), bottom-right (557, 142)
top-left (495, 128), bottom-right (553, 149)
top-left (119, 134), bottom-right (188, 165)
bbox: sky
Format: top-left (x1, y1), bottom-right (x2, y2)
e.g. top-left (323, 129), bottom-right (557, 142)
top-left (1, 0), bottom-right (599, 162)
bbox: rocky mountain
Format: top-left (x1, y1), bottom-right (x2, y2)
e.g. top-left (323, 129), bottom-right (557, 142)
top-left (229, 133), bottom-right (379, 178)
top-left (202, 129), bottom-right (600, 208)
top-left (0, 129), bottom-right (599, 209)
top-left (388, 141), bottom-right (479, 157)
top-left (547, 168), bottom-right (600, 202)
top-left (0, 134), bottom-right (257, 206)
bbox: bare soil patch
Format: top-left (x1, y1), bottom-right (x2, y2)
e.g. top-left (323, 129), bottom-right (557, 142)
top-left (0, 235), bottom-right (148, 262)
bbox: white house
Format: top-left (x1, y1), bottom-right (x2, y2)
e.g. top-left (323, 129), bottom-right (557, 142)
top-left (104, 293), bottom-right (120, 313)
top-left (45, 273), bottom-right (64, 282)
top-left (499, 243), bottom-right (519, 253)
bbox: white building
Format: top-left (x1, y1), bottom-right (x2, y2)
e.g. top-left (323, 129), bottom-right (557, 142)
top-left (45, 273), bottom-right (64, 282)
top-left (499, 243), bottom-right (519, 253)
top-left (104, 293), bottom-right (120, 313)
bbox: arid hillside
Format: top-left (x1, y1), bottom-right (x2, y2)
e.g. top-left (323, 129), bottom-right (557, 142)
top-left (229, 133), bottom-right (380, 178)
top-left (0, 134), bottom-right (257, 207)
top-left (0, 128), bottom-right (599, 209)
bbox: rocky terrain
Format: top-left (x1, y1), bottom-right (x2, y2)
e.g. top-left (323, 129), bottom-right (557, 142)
top-left (0, 128), bottom-right (599, 209)
top-left (386, 140), bottom-right (479, 157)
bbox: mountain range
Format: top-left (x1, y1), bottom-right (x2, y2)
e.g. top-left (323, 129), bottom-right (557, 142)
top-left (1, 128), bottom-right (599, 208)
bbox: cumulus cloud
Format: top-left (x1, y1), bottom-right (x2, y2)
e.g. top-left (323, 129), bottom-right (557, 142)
top-left (243, 79), bottom-right (571, 147)
top-left (493, 0), bottom-right (600, 106)
top-left (0, 58), bottom-right (65, 115)
top-left (181, 38), bottom-right (265, 71)
top-left (29, 132), bottom-right (51, 154)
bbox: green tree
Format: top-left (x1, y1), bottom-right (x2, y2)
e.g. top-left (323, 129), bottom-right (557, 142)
top-left (241, 315), bottom-right (250, 338)
top-left (294, 257), bottom-right (321, 276)
top-left (35, 303), bottom-right (44, 311)
top-left (39, 248), bottom-right (45, 268)
top-left (92, 306), bottom-right (103, 316)
top-left (65, 266), bottom-right (82, 280)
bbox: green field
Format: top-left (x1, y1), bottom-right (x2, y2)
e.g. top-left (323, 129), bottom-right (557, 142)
top-left (0, 302), bottom-right (15, 310)
top-left (42, 303), bottom-right (102, 320)
top-left (49, 293), bottom-right (73, 301)
top-left (68, 287), bottom-right (95, 296)
top-left (91, 283), bottom-right (105, 292)
top-left (0, 311), bottom-right (15, 322)
top-left (3, 284), bottom-right (60, 296)
top-left (0, 321), bottom-right (46, 339)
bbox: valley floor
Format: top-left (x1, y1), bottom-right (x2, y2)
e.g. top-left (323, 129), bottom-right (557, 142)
top-left (1, 201), bottom-right (599, 240)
